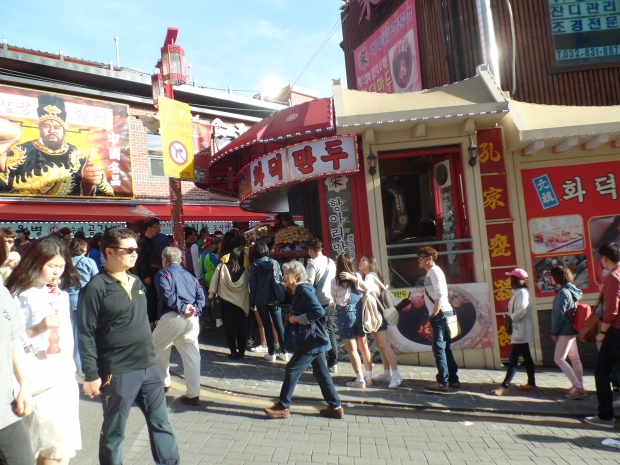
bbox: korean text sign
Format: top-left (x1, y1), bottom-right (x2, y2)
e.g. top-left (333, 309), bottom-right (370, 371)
top-left (323, 176), bottom-right (357, 259)
top-left (521, 160), bottom-right (619, 296)
top-left (242, 135), bottom-right (358, 201)
top-left (159, 96), bottom-right (195, 181)
top-left (353, 0), bottom-right (422, 94)
top-left (0, 84), bottom-right (133, 198)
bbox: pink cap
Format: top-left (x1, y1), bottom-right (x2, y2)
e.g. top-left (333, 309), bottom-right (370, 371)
top-left (505, 268), bottom-right (528, 280)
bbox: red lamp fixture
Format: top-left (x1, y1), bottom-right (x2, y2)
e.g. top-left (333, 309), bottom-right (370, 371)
top-left (160, 43), bottom-right (187, 86)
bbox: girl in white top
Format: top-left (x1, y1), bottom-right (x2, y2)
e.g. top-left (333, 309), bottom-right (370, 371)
top-left (357, 254), bottom-right (403, 389)
top-left (332, 253), bottom-right (374, 388)
top-left (5, 237), bottom-right (82, 464)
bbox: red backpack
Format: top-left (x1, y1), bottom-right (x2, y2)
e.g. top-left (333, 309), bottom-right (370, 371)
top-left (569, 301), bottom-right (592, 333)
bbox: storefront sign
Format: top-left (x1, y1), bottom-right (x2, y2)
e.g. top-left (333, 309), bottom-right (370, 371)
top-left (353, 0), bottom-right (422, 93)
top-left (547, 0), bottom-right (620, 68)
top-left (323, 176), bottom-right (357, 258)
top-left (486, 222), bottom-right (517, 268)
top-left (386, 283), bottom-right (494, 353)
top-left (240, 135), bottom-right (359, 202)
top-left (477, 128), bottom-right (506, 174)
top-left (0, 85), bottom-right (133, 198)
top-left (522, 160), bottom-right (620, 296)
top-left (159, 96), bottom-right (194, 181)
top-left (481, 174), bottom-right (511, 221)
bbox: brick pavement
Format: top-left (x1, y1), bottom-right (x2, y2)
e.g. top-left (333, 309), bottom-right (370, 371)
top-left (115, 392), bottom-right (620, 465)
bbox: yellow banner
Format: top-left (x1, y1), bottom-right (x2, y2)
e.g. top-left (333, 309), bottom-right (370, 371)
top-left (159, 96), bottom-right (194, 180)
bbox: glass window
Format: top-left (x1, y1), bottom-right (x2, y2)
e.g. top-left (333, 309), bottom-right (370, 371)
top-left (147, 133), bottom-right (165, 178)
top-left (547, 0), bottom-right (620, 68)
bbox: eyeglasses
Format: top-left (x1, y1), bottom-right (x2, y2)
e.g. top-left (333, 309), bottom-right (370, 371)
top-left (112, 247), bottom-right (139, 255)
top-left (417, 255), bottom-right (430, 260)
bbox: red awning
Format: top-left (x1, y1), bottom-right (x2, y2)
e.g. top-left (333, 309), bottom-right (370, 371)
top-left (0, 202), bottom-right (268, 222)
top-left (211, 98), bottom-right (334, 164)
top-left (0, 202), bottom-right (158, 221)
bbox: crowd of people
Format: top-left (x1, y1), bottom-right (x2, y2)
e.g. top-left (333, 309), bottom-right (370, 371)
top-left (1, 221), bottom-right (620, 464)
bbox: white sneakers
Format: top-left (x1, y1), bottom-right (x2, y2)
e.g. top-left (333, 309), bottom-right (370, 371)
top-left (373, 372), bottom-right (392, 383)
top-left (388, 375), bottom-right (403, 389)
top-left (328, 365), bottom-right (338, 373)
top-left (251, 345), bottom-right (268, 353)
top-left (274, 343), bottom-right (280, 350)
top-left (277, 353), bottom-right (291, 362)
top-left (264, 353), bottom-right (276, 361)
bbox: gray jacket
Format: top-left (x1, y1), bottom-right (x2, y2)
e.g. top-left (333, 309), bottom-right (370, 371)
top-left (551, 283), bottom-right (582, 336)
top-left (509, 288), bottom-right (534, 344)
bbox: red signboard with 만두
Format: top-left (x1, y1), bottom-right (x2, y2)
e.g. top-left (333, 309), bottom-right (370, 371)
top-left (521, 161), bottom-right (619, 297)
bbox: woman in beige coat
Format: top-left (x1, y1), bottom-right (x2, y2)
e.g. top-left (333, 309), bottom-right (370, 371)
top-left (209, 248), bottom-right (250, 359)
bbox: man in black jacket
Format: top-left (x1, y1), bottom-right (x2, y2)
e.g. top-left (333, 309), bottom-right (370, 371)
top-left (78, 228), bottom-right (179, 465)
top-left (138, 220), bottom-right (159, 324)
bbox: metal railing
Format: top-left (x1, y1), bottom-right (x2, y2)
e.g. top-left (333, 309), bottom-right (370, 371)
top-left (386, 238), bottom-right (474, 260)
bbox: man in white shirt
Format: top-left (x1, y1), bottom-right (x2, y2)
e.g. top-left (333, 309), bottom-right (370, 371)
top-left (417, 246), bottom-right (460, 392)
top-left (183, 227), bottom-right (200, 278)
top-left (306, 238), bottom-right (338, 372)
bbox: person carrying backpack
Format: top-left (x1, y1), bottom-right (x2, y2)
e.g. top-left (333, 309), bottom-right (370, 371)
top-left (550, 266), bottom-right (585, 400)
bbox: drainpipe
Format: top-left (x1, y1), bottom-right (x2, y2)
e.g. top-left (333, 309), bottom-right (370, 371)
top-left (475, 0), bottom-right (501, 87)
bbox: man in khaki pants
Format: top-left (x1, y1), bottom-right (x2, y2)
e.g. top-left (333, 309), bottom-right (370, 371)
top-left (152, 247), bottom-right (205, 406)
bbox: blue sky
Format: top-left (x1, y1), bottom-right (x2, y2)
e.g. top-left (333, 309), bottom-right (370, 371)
top-left (1, 0), bottom-right (347, 99)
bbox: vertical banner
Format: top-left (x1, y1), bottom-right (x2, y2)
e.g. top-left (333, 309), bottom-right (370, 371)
top-left (159, 96), bottom-right (194, 180)
top-left (353, 0), bottom-right (422, 93)
top-left (323, 176), bottom-right (357, 259)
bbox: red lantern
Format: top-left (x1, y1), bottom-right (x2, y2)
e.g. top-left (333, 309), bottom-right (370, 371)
top-left (160, 43), bottom-right (186, 86)
top-left (151, 72), bottom-right (165, 107)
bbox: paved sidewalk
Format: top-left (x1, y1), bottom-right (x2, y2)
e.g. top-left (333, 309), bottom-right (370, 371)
top-left (165, 328), bottom-right (613, 418)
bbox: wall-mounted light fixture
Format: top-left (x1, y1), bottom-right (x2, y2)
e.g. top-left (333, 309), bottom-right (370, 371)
top-left (367, 150), bottom-right (378, 176)
top-left (467, 135), bottom-right (478, 167)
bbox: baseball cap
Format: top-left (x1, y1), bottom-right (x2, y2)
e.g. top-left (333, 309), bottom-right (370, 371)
top-left (202, 237), bottom-right (215, 248)
top-left (505, 268), bottom-right (528, 280)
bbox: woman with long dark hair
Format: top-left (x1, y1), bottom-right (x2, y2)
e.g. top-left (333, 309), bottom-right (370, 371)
top-left (549, 266), bottom-right (586, 399)
top-left (357, 254), bottom-right (402, 388)
top-left (87, 232), bottom-right (104, 270)
top-left (5, 237), bottom-right (82, 464)
top-left (332, 253), bottom-right (373, 388)
top-left (217, 231), bottom-right (235, 260)
top-left (209, 247), bottom-right (249, 359)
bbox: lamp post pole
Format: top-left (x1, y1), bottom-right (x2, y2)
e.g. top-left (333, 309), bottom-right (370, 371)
top-left (154, 27), bottom-right (186, 261)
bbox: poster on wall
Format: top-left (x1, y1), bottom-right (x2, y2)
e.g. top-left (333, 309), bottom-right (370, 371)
top-left (192, 121), bottom-right (211, 184)
top-left (385, 284), bottom-right (494, 353)
top-left (353, 0), bottom-right (422, 94)
top-left (521, 160), bottom-right (619, 296)
top-left (0, 84), bottom-right (132, 198)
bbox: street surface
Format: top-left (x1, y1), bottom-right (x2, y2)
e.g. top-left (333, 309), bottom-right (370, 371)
top-left (71, 331), bottom-right (620, 465)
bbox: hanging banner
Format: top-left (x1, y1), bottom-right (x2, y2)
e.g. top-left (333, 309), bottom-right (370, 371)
top-left (323, 176), bottom-right (357, 258)
top-left (353, 0), bottom-right (422, 93)
top-left (192, 121), bottom-right (211, 184)
top-left (158, 96), bottom-right (194, 180)
top-left (521, 160), bottom-right (620, 296)
top-left (0, 84), bottom-right (132, 198)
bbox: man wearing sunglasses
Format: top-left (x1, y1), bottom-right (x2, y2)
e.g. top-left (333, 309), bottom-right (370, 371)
top-left (417, 246), bottom-right (460, 392)
top-left (78, 228), bottom-right (179, 465)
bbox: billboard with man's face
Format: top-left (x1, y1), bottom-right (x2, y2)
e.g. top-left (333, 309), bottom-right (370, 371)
top-left (0, 85), bottom-right (133, 198)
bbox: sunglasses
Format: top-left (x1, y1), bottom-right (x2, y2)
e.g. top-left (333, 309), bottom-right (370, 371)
top-left (112, 247), bottom-right (140, 255)
top-left (417, 255), bottom-right (430, 260)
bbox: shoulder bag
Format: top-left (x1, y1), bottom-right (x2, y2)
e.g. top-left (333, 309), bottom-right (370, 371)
top-left (425, 288), bottom-right (461, 339)
top-left (272, 259), bottom-right (286, 304)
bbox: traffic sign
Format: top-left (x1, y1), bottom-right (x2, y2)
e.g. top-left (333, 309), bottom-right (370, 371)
top-left (159, 96), bottom-right (195, 180)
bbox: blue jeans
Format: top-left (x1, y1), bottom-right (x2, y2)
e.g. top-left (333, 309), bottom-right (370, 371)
top-left (502, 342), bottom-right (535, 388)
top-left (279, 351), bottom-right (340, 409)
top-left (257, 304), bottom-right (287, 355)
top-left (430, 313), bottom-right (459, 386)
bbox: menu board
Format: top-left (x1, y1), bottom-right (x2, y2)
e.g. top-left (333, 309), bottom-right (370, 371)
top-left (521, 160), bottom-right (619, 296)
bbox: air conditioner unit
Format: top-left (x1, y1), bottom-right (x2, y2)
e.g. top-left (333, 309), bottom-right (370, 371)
top-left (434, 160), bottom-right (452, 188)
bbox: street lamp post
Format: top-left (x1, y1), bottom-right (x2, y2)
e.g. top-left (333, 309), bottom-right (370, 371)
top-left (152, 27), bottom-right (187, 259)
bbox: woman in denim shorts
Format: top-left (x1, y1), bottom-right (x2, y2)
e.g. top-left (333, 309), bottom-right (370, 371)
top-left (331, 254), bottom-right (373, 388)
